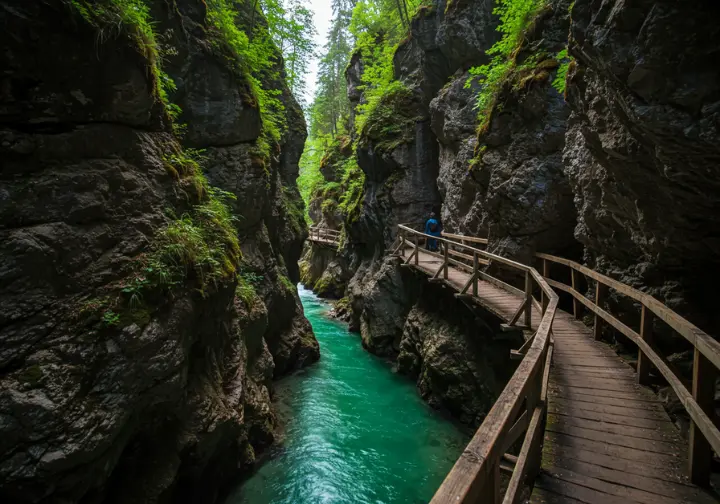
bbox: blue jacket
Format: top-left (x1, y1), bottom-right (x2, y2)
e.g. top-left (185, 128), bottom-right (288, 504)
top-left (425, 218), bottom-right (441, 236)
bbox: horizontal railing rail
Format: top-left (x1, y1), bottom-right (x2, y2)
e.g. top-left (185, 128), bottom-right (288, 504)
top-left (394, 224), bottom-right (559, 504)
top-left (536, 252), bottom-right (720, 485)
top-left (308, 226), bottom-right (341, 245)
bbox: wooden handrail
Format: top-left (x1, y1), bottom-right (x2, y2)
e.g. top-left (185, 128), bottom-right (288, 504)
top-left (308, 226), bottom-right (341, 245)
top-left (395, 224), bottom-right (558, 504)
top-left (536, 252), bottom-right (720, 485)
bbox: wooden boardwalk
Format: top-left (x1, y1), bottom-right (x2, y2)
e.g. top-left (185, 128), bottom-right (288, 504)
top-left (403, 248), bottom-right (717, 504)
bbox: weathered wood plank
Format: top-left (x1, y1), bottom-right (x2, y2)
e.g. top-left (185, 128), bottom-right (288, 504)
top-left (547, 413), bottom-right (681, 443)
top-left (542, 465), bottom-right (692, 504)
top-left (547, 404), bottom-right (666, 429)
top-left (544, 456), bottom-right (718, 504)
top-left (546, 431), bottom-right (683, 468)
top-left (535, 474), bottom-right (629, 504)
top-left (541, 442), bottom-right (691, 485)
top-left (530, 487), bottom-right (584, 504)
top-left (547, 421), bottom-right (678, 455)
top-left (549, 398), bottom-right (669, 421)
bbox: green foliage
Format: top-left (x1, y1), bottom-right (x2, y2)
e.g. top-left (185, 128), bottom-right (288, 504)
top-left (279, 274), bottom-right (296, 292)
top-left (102, 310), bottom-right (121, 326)
top-left (359, 81), bottom-right (417, 152)
top-left (281, 185), bottom-right (306, 234)
top-left (466, 0), bottom-right (547, 132)
top-left (552, 48), bottom-right (570, 95)
top-left (263, 0), bottom-right (318, 103)
top-left (338, 157), bottom-right (365, 222)
top-left (236, 270), bottom-right (263, 307)
top-left (69, 1), bottom-right (190, 135)
top-left (205, 0), bottom-right (287, 158)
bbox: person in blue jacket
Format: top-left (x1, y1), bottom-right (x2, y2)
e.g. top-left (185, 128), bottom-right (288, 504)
top-left (424, 213), bottom-right (441, 251)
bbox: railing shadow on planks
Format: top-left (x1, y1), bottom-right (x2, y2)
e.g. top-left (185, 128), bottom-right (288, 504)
top-left (307, 226), bottom-right (341, 246)
top-left (392, 224), bottom-right (720, 502)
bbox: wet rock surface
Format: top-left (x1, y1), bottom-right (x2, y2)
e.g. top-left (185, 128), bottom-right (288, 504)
top-left (0, 1), bottom-right (316, 502)
top-left (564, 0), bottom-right (720, 335)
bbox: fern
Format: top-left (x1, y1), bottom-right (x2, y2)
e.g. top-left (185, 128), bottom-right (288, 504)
top-left (552, 48), bottom-right (570, 95)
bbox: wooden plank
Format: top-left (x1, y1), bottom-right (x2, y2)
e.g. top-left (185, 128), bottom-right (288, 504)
top-left (545, 431), bottom-right (683, 469)
top-left (542, 465), bottom-right (692, 504)
top-left (548, 383), bottom-right (658, 402)
top-left (550, 390), bottom-right (661, 408)
top-left (547, 404), bottom-right (664, 429)
top-left (549, 398), bottom-right (669, 422)
top-left (531, 487), bottom-right (584, 504)
top-left (547, 421), bottom-right (678, 455)
top-left (543, 457), bottom-right (718, 504)
top-left (542, 442), bottom-right (689, 484)
top-left (535, 474), bottom-right (631, 504)
top-left (547, 413), bottom-right (680, 443)
top-left (550, 366), bottom-right (635, 378)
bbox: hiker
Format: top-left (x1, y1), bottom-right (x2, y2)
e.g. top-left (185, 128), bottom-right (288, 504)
top-left (424, 213), bottom-right (441, 251)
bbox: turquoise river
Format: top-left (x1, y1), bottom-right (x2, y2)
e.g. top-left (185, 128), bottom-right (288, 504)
top-left (225, 285), bottom-right (470, 504)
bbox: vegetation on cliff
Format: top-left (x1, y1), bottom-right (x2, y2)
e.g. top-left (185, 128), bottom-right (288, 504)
top-left (297, 0), bottom-right (424, 229)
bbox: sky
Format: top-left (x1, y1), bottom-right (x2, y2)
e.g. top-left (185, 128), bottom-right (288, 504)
top-left (304, 0), bottom-right (334, 103)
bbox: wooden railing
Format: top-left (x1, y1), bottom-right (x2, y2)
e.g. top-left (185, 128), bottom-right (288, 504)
top-left (308, 226), bottom-right (341, 245)
top-left (394, 225), bottom-right (559, 504)
top-left (536, 252), bottom-right (720, 485)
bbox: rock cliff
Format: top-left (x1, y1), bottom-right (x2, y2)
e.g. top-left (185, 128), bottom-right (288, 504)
top-left (0, 1), bottom-right (317, 502)
top-left (564, 0), bottom-right (720, 336)
top-left (305, 0), bottom-right (720, 424)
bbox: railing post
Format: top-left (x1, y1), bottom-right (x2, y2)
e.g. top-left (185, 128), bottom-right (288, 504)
top-left (689, 348), bottom-right (717, 486)
top-left (593, 281), bottom-right (608, 341)
top-left (443, 240), bottom-right (449, 279)
top-left (414, 234), bottom-right (419, 266)
top-left (571, 268), bottom-right (582, 319)
top-left (479, 460), bottom-right (500, 504)
top-left (541, 259), bottom-right (549, 313)
top-left (524, 271), bottom-right (532, 328)
top-left (637, 305), bottom-right (653, 385)
top-left (400, 230), bottom-right (405, 257)
top-left (472, 251), bottom-right (478, 296)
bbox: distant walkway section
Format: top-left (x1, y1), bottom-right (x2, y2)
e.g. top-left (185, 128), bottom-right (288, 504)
top-left (391, 225), bottom-right (719, 504)
top-left (307, 226), bottom-right (340, 247)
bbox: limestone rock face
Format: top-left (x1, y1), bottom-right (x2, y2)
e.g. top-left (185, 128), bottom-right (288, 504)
top-left (0, 1), bottom-right (316, 502)
top-left (397, 283), bottom-right (516, 427)
top-left (433, 0), bottom-right (577, 264)
top-left (565, 0), bottom-right (720, 332)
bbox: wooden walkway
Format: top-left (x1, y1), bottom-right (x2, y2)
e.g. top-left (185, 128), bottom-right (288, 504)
top-left (403, 248), bottom-right (717, 504)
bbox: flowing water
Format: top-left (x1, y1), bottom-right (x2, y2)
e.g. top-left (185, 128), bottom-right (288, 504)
top-left (225, 285), bottom-right (470, 504)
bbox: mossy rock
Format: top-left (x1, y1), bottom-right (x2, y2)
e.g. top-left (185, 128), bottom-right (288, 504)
top-left (17, 365), bottom-right (43, 388)
top-left (359, 85), bottom-right (422, 154)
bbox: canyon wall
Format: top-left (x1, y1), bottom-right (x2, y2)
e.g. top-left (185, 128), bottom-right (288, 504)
top-left (303, 0), bottom-right (720, 422)
top-left (0, 1), bottom-right (317, 502)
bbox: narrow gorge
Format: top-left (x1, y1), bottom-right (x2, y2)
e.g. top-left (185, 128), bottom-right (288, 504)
top-left (1, 0), bottom-right (719, 502)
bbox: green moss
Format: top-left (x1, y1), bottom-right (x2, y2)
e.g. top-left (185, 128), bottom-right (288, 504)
top-left (68, 1), bottom-right (183, 130)
top-left (551, 48), bottom-right (571, 95)
top-left (279, 274), bottom-right (296, 293)
top-left (281, 185), bottom-right (306, 235)
top-left (236, 273), bottom-right (261, 308)
top-left (359, 82), bottom-right (419, 154)
top-left (466, 0), bottom-right (550, 134)
top-left (204, 0), bottom-right (286, 161)
top-left (338, 158), bottom-right (365, 225)
top-left (18, 365), bottom-right (43, 388)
